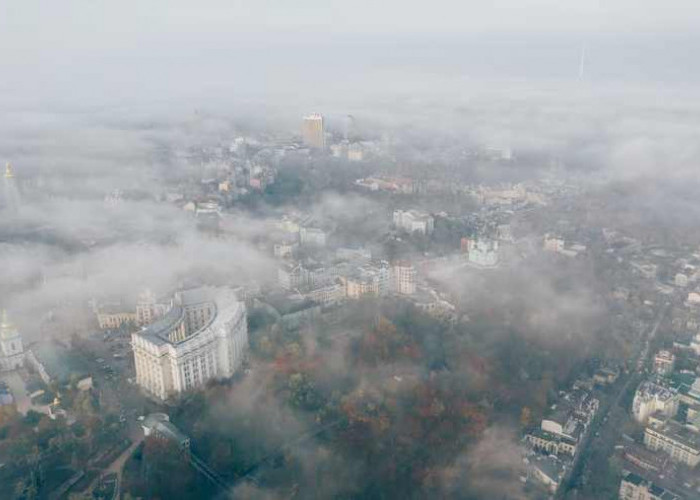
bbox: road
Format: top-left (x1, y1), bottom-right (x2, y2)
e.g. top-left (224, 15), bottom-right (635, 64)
top-left (558, 302), bottom-right (669, 499)
top-left (87, 420), bottom-right (145, 497)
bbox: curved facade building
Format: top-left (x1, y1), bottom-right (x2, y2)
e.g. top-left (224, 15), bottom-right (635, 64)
top-left (131, 287), bottom-right (247, 400)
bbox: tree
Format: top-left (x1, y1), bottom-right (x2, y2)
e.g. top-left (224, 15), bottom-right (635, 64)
top-left (520, 406), bottom-right (532, 428)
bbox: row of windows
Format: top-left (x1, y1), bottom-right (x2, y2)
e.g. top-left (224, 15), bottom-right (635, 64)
top-left (646, 434), bottom-right (700, 465)
top-left (181, 351), bottom-right (217, 390)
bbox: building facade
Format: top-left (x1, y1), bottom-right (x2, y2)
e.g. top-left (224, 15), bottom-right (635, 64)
top-left (391, 262), bottom-right (416, 295)
top-left (131, 288), bottom-right (248, 401)
top-left (302, 113), bottom-right (325, 149)
top-left (632, 381), bottom-right (679, 424)
top-left (466, 238), bottom-right (500, 268)
top-left (393, 210), bottom-right (434, 235)
top-left (97, 310), bottom-right (137, 330)
top-left (619, 472), bottom-right (681, 500)
top-left (644, 417), bottom-right (700, 468)
top-left (136, 289), bottom-right (168, 326)
top-left (0, 311), bottom-right (24, 372)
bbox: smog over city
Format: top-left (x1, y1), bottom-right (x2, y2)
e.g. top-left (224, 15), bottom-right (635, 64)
top-left (2, 2), bottom-right (700, 499)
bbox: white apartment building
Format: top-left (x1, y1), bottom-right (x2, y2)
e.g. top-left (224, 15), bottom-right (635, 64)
top-left (307, 283), bottom-right (346, 307)
top-left (632, 381), bottom-right (679, 424)
top-left (466, 238), bottom-right (500, 268)
top-left (343, 263), bottom-right (391, 299)
top-left (131, 287), bottom-right (248, 401)
top-left (393, 209), bottom-right (434, 235)
top-left (278, 263), bottom-right (310, 291)
top-left (391, 262), bottom-right (416, 295)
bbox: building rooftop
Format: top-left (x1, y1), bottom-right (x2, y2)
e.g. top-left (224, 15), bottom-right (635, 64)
top-left (142, 413), bottom-right (189, 447)
top-left (636, 381), bottom-right (677, 402)
top-left (138, 305), bottom-right (186, 346)
top-left (134, 287), bottom-right (239, 347)
top-left (648, 418), bottom-right (700, 450)
top-left (622, 472), bottom-right (682, 500)
top-left (527, 428), bottom-right (578, 446)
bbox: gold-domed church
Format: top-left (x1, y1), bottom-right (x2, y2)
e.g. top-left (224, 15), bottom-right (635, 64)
top-left (0, 310), bottom-right (24, 372)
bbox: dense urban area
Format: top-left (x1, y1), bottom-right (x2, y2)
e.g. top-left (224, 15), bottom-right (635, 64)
top-left (2, 104), bottom-right (700, 500)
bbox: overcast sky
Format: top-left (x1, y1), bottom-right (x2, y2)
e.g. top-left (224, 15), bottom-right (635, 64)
top-left (5, 1), bottom-right (700, 42)
top-left (2, 2), bottom-right (700, 117)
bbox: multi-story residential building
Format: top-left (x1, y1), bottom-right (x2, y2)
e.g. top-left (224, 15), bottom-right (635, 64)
top-left (0, 311), bottom-right (24, 372)
top-left (93, 302), bottom-right (136, 330)
top-left (136, 289), bottom-right (167, 326)
top-left (391, 261), bottom-right (416, 295)
top-left (131, 287), bottom-right (248, 401)
top-left (466, 238), bottom-right (500, 268)
top-left (301, 113), bottom-right (325, 149)
top-left (273, 235), bottom-right (299, 258)
top-left (541, 411), bottom-right (585, 443)
top-left (633, 381), bottom-right (679, 424)
top-left (527, 390), bottom-right (599, 458)
top-left (619, 472), bottom-right (682, 500)
top-left (654, 350), bottom-right (676, 377)
top-left (343, 263), bottom-right (391, 299)
top-left (300, 227), bottom-right (327, 247)
top-left (278, 263), bottom-right (310, 291)
top-left (97, 308), bottom-right (137, 330)
top-left (307, 283), bottom-right (346, 307)
top-left (543, 234), bottom-right (565, 253)
top-left (525, 429), bottom-right (578, 456)
top-left (393, 209), bottom-right (434, 235)
top-left (307, 262), bottom-right (343, 289)
top-left (622, 442), bottom-right (670, 474)
top-left (644, 416), bottom-right (700, 468)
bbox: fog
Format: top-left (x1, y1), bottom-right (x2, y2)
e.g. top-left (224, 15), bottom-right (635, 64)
top-left (2, 2), bottom-right (700, 499)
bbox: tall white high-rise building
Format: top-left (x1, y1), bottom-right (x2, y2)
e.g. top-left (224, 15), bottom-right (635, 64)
top-left (131, 287), bottom-right (248, 401)
top-left (302, 113), bottom-right (325, 149)
top-left (391, 262), bottom-right (416, 295)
